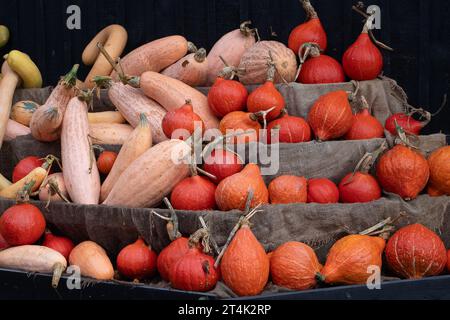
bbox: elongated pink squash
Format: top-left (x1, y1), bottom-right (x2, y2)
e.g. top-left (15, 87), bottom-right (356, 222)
top-left (100, 114), bottom-right (153, 202)
top-left (108, 83), bottom-right (167, 143)
top-left (139, 72), bottom-right (219, 130)
top-left (4, 119), bottom-right (31, 141)
top-left (162, 48), bottom-right (208, 87)
top-left (111, 35), bottom-right (188, 78)
top-left (103, 139), bottom-right (191, 208)
top-left (61, 96), bottom-right (101, 205)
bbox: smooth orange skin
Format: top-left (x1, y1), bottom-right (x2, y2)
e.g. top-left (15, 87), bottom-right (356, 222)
top-left (271, 242), bottom-right (322, 291)
top-left (157, 237), bottom-right (190, 282)
top-left (428, 146), bottom-right (450, 195)
top-left (298, 55), bottom-right (344, 84)
top-left (269, 176), bottom-right (307, 204)
top-left (345, 109), bottom-right (385, 140)
top-left (247, 81), bottom-right (285, 121)
top-left (288, 18), bottom-right (327, 54)
top-left (97, 151), bottom-right (118, 175)
top-left (320, 235), bottom-right (385, 285)
top-left (162, 103), bottom-right (205, 140)
top-left (219, 111), bottom-right (262, 144)
top-left (308, 90), bottom-right (354, 141)
top-left (377, 145), bottom-right (430, 200)
top-left (221, 225), bottom-right (270, 296)
top-left (215, 164), bottom-right (269, 211)
top-left (385, 224), bottom-right (447, 279)
top-left (428, 184), bottom-right (445, 197)
top-left (116, 238), bottom-right (157, 281)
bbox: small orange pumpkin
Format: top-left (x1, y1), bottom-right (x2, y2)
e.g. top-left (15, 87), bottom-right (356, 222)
top-left (269, 176), bottom-right (307, 204)
top-left (221, 223), bottom-right (269, 296)
top-left (219, 111), bottom-right (262, 144)
top-left (215, 164), bottom-right (269, 211)
top-left (377, 145), bottom-right (430, 200)
top-left (428, 146), bottom-right (450, 196)
top-left (270, 242), bottom-right (322, 291)
top-left (318, 235), bottom-right (386, 285)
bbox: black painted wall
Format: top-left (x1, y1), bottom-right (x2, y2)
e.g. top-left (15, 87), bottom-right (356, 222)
top-left (0, 0), bottom-right (449, 133)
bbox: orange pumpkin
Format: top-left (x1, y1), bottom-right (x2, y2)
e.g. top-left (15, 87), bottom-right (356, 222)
top-left (221, 224), bottom-right (269, 296)
top-left (268, 176), bottom-right (307, 204)
top-left (385, 224), bottom-right (447, 279)
top-left (428, 184), bottom-right (445, 197)
top-left (270, 242), bottom-right (321, 291)
top-left (318, 235), bottom-right (385, 285)
top-left (428, 146), bottom-right (450, 196)
top-left (219, 111), bottom-right (262, 144)
top-left (377, 145), bottom-right (430, 200)
top-left (215, 164), bottom-right (269, 211)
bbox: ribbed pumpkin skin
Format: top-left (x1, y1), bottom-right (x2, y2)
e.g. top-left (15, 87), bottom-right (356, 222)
top-left (239, 41), bottom-right (297, 85)
top-left (307, 91), bottom-right (353, 141)
top-left (269, 176), bottom-right (307, 204)
top-left (219, 112), bottom-right (262, 144)
top-left (343, 33), bottom-right (383, 81)
top-left (216, 164), bottom-right (269, 211)
top-left (267, 115), bottom-right (311, 144)
top-left (221, 225), bottom-right (270, 296)
top-left (345, 109), bottom-right (385, 140)
top-left (170, 247), bottom-right (219, 292)
top-left (157, 237), bottom-right (190, 281)
top-left (377, 145), bottom-right (430, 200)
top-left (320, 235), bottom-right (386, 285)
top-left (270, 242), bottom-right (321, 290)
top-left (385, 224), bottom-right (447, 279)
top-left (339, 172), bottom-right (382, 203)
top-left (288, 18), bottom-right (327, 54)
top-left (428, 146), bottom-right (450, 195)
top-left (298, 55), bottom-right (345, 84)
top-left (206, 29), bottom-right (256, 86)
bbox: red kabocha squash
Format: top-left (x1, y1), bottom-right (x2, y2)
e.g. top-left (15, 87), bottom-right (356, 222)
top-left (345, 97), bottom-right (384, 140)
top-left (203, 149), bottom-right (243, 184)
top-left (377, 145), bottom-right (430, 200)
top-left (169, 233), bottom-right (219, 292)
top-left (288, 0), bottom-right (327, 53)
top-left (308, 90), bottom-right (354, 141)
top-left (269, 176), bottom-right (307, 204)
top-left (216, 164), bottom-right (269, 211)
top-left (117, 238), bottom-right (157, 281)
top-left (239, 41), bottom-right (298, 85)
top-left (170, 174), bottom-right (217, 211)
top-left (319, 234), bottom-right (386, 285)
top-left (0, 200), bottom-right (46, 246)
top-left (339, 172), bottom-right (381, 204)
top-left (219, 111), bottom-right (262, 144)
top-left (42, 231), bottom-right (75, 260)
top-left (267, 114), bottom-right (311, 144)
top-left (221, 222), bottom-right (269, 296)
top-left (385, 112), bottom-right (430, 136)
top-left (208, 71), bottom-right (248, 118)
top-left (270, 242), bottom-right (322, 291)
top-left (307, 178), bottom-right (339, 204)
top-left (342, 16), bottom-right (383, 81)
top-left (12, 156), bottom-right (45, 183)
top-left (97, 151), bottom-right (118, 176)
top-left (162, 100), bottom-right (205, 140)
top-left (427, 146), bottom-right (450, 196)
top-left (385, 224), bottom-right (447, 279)
top-left (297, 43), bottom-right (344, 84)
top-left (157, 237), bottom-right (190, 282)
top-left (247, 63), bottom-right (286, 122)
top-left (428, 184), bottom-right (445, 197)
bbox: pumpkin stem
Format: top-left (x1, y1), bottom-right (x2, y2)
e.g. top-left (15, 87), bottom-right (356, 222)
top-left (359, 217), bottom-right (395, 236)
top-left (196, 167), bottom-right (217, 181)
top-left (295, 42), bottom-right (321, 81)
top-left (240, 21), bottom-right (260, 42)
top-left (345, 142), bottom-right (388, 182)
top-left (16, 180), bottom-right (36, 204)
top-left (164, 197), bottom-right (182, 241)
top-left (356, 6), bottom-right (394, 51)
top-left (202, 130), bottom-right (255, 160)
top-left (266, 52), bottom-right (277, 83)
top-left (194, 48), bottom-right (207, 63)
top-left (187, 41), bottom-right (198, 53)
top-left (60, 64), bottom-right (79, 88)
top-left (199, 216), bottom-right (221, 256)
top-left (301, 0), bottom-right (319, 20)
top-left (48, 179), bottom-right (71, 204)
top-left (92, 75), bottom-right (113, 89)
top-left (394, 120), bottom-right (420, 150)
top-left (51, 262), bottom-right (65, 288)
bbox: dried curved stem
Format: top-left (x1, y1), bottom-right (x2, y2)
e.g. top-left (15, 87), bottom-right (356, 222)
top-left (301, 0), bottom-right (318, 20)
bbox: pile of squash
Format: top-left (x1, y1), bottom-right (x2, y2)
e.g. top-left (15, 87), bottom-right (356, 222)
top-left (0, 0), bottom-right (449, 297)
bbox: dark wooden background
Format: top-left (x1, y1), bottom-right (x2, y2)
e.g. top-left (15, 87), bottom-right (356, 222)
top-left (0, 0), bottom-right (449, 133)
